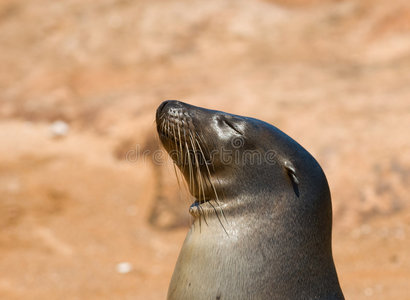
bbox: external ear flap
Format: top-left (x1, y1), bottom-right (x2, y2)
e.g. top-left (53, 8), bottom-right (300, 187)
top-left (284, 160), bottom-right (299, 185)
top-left (284, 160), bottom-right (300, 197)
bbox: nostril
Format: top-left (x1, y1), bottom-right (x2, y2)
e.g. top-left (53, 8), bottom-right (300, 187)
top-left (157, 100), bottom-right (170, 115)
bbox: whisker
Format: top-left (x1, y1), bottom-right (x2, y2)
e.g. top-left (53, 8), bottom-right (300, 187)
top-left (195, 138), bottom-right (228, 234)
top-left (185, 139), bottom-right (194, 194)
top-left (195, 132), bottom-right (229, 208)
top-left (177, 123), bottom-right (184, 173)
top-left (189, 132), bottom-right (206, 204)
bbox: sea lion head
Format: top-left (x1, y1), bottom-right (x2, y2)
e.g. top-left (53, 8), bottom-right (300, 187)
top-left (156, 100), bottom-right (330, 223)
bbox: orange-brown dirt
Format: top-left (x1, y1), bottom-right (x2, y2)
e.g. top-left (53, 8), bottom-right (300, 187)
top-left (0, 0), bottom-right (409, 299)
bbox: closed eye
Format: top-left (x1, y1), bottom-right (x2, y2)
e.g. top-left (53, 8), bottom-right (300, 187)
top-left (224, 119), bottom-right (243, 135)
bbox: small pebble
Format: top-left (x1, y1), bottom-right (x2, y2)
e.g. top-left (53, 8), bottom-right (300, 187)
top-left (50, 120), bottom-right (69, 138)
top-left (116, 262), bottom-right (133, 274)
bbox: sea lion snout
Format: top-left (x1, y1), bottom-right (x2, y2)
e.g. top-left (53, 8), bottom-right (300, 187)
top-left (156, 100), bottom-right (192, 142)
top-left (156, 100), bottom-right (185, 120)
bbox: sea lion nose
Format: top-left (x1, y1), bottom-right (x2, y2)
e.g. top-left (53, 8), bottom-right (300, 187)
top-left (156, 100), bottom-right (184, 119)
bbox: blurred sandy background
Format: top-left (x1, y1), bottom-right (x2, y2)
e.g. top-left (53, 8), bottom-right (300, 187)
top-left (0, 0), bottom-right (409, 299)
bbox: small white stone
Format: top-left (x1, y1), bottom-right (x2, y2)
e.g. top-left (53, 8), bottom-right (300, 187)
top-left (50, 120), bottom-right (69, 138)
top-left (116, 262), bottom-right (132, 274)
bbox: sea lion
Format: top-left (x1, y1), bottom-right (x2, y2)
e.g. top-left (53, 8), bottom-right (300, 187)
top-left (156, 100), bottom-right (344, 300)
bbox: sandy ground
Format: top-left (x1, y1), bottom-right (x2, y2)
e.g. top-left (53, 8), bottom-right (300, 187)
top-left (0, 0), bottom-right (409, 299)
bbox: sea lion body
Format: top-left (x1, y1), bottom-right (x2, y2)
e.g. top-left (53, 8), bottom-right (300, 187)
top-left (156, 100), bottom-right (344, 300)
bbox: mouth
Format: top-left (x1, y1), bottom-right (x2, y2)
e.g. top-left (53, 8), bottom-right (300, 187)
top-left (189, 201), bottom-right (203, 217)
